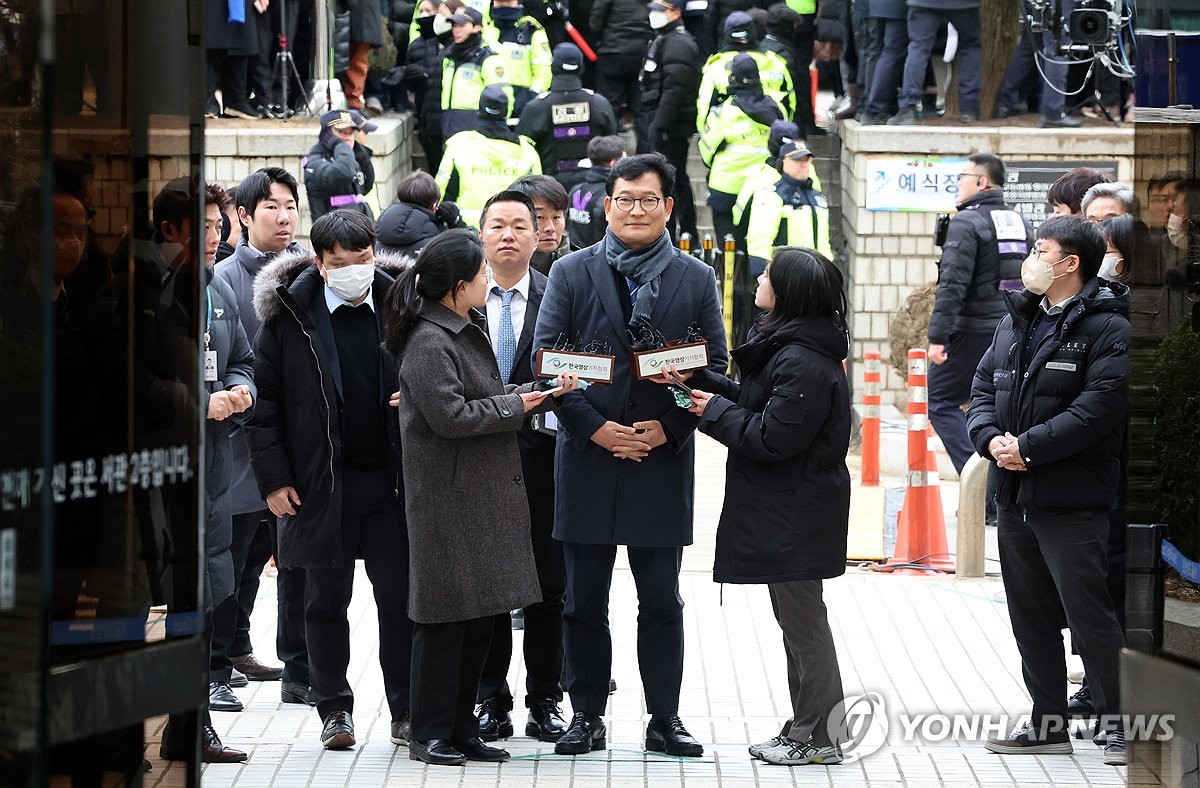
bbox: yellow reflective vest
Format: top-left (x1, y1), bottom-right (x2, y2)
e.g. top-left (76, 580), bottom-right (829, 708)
top-left (733, 162), bottom-right (822, 226)
top-left (483, 17), bottom-right (552, 94)
top-left (697, 49), bottom-right (795, 133)
top-left (440, 46), bottom-right (512, 137)
top-left (435, 130), bottom-right (542, 228)
top-left (698, 97), bottom-right (783, 199)
top-left (745, 178), bottom-right (831, 273)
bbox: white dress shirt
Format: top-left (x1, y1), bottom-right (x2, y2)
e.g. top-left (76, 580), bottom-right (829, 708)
top-left (485, 270), bottom-right (531, 352)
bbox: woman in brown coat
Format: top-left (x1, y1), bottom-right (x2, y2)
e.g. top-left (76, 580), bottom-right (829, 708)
top-left (384, 229), bottom-right (575, 766)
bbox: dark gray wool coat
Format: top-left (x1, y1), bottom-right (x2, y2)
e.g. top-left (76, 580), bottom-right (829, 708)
top-left (397, 300), bottom-right (545, 624)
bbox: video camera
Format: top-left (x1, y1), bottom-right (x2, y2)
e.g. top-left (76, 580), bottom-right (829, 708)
top-left (1024, 0), bottom-right (1134, 79)
top-left (1068, 0), bottom-right (1119, 47)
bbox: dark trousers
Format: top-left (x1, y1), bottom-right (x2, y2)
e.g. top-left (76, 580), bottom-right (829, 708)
top-left (209, 509), bottom-right (273, 681)
top-left (207, 50), bottom-right (249, 108)
top-left (793, 15), bottom-right (818, 133)
top-left (273, 517), bottom-right (310, 685)
top-left (595, 53), bottom-right (643, 119)
top-left (997, 503), bottom-right (1124, 731)
top-left (927, 331), bottom-right (993, 474)
top-left (768, 580), bottom-right (844, 747)
top-left (478, 451), bottom-right (566, 708)
top-left (411, 616), bottom-right (494, 740)
top-left (900, 7), bottom-right (981, 114)
top-left (562, 542), bottom-right (685, 717)
top-left (305, 467), bottom-right (413, 721)
top-left (998, 1), bottom-right (1072, 118)
top-left (653, 136), bottom-right (699, 244)
top-left (865, 18), bottom-right (908, 116)
top-left (853, 0), bottom-right (877, 96)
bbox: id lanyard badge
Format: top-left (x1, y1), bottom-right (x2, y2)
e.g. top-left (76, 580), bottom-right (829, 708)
top-left (204, 288), bottom-right (218, 382)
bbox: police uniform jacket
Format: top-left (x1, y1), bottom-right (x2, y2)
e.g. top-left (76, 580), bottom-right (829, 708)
top-left (640, 20), bottom-right (702, 140)
top-left (697, 48), bottom-right (795, 132)
top-left (927, 189), bottom-right (1034, 344)
top-left (303, 137), bottom-right (375, 221)
top-left (516, 73), bottom-right (619, 190)
top-left (746, 173), bottom-right (831, 273)
top-left (698, 91), bottom-right (784, 200)
top-left (435, 123), bottom-right (542, 228)
top-left (440, 35), bottom-right (511, 138)
top-left (483, 15), bottom-right (553, 94)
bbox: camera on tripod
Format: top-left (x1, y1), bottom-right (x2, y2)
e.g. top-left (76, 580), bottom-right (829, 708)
top-left (1068, 0), bottom-right (1118, 46)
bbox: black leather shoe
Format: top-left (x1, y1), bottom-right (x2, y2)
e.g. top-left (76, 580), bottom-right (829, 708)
top-left (232, 652), bottom-right (284, 681)
top-left (228, 667), bottom-right (249, 688)
top-left (609, 678), bottom-right (617, 694)
top-left (477, 697), bottom-right (514, 741)
top-left (646, 715), bottom-right (704, 757)
top-left (451, 736), bottom-right (511, 761)
top-left (281, 682), bottom-right (315, 705)
top-left (209, 682), bottom-right (244, 712)
top-left (390, 714), bottom-right (412, 746)
top-left (320, 710), bottom-right (355, 749)
top-left (526, 701), bottom-right (568, 742)
top-left (554, 712), bottom-right (606, 754)
top-left (201, 725), bottom-right (248, 763)
top-left (408, 738), bottom-right (466, 766)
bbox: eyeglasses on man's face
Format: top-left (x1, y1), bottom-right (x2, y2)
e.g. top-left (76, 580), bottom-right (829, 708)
top-left (612, 195), bottom-right (663, 212)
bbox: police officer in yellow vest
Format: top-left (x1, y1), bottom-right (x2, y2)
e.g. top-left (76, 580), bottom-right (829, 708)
top-left (441, 6), bottom-right (512, 138)
top-left (732, 120), bottom-right (821, 233)
top-left (436, 85), bottom-right (543, 228)
top-left (698, 54), bottom-right (783, 250)
top-left (483, 0), bottom-right (552, 115)
top-left (696, 12), bottom-right (795, 134)
top-left (745, 139), bottom-right (830, 276)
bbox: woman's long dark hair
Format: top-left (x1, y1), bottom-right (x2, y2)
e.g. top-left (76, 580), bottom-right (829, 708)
top-left (757, 246), bottom-right (847, 335)
top-left (383, 228), bottom-right (483, 355)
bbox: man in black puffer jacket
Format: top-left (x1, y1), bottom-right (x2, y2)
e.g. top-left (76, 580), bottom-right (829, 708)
top-left (967, 215), bottom-right (1129, 765)
top-left (927, 152), bottom-right (1032, 478)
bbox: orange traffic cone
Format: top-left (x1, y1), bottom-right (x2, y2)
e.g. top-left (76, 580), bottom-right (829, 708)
top-left (870, 349), bottom-right (955, 574)
top-left (861, 351), bottom-right (881, 486)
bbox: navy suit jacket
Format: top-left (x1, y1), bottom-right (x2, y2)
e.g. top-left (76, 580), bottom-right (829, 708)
top-left (532, 239), bottom-right (727, 546)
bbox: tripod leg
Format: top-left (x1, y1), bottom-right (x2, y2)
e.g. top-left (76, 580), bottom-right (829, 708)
top-left (284, 52), bottom-right (313, 117)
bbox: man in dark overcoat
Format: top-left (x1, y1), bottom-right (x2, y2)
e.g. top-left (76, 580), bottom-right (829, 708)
top-left (532, 153), bottom-right (727, 757)
top-left (471, 191), bottom-right (569, 744)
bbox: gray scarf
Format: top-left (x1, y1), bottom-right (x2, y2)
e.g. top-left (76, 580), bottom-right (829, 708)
top-left (604, 228), bottom-right (673, 325)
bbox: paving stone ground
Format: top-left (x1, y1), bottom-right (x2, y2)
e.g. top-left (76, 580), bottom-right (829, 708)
top-left (142, 435), bottom-right (1122, 787)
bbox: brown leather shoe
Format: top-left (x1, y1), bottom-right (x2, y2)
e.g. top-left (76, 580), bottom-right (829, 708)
top-left (202, 725), bottom-right (248, 763)
top-left (231, 652), bottom-right (283, 681)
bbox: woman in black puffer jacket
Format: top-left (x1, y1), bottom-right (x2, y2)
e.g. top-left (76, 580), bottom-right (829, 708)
top-left (669, 247), bottom-right (851, 766)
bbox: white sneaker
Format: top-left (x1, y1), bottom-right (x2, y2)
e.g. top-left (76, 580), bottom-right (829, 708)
top-left (758, 737), bottom-right (844, 766)
top-left (748, 735), bottom-right (785, 759)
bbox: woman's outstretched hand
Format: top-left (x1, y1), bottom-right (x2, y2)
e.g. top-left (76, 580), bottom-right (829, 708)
top-left (688, 389), bottom-right (714, 417)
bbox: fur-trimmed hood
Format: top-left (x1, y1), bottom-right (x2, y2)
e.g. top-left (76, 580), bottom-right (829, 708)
top-left (253, 246), bottom-right (414, 324)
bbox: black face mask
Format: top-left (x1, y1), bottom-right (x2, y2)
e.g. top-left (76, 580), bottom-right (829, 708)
top-left (491, 6), bottom-right (523, 25)
top-left (417, 15), bottom-right (436, 36)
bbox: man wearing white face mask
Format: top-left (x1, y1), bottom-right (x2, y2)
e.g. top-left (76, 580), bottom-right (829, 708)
top-left (248, 209), bottom-right (416, 752)
top-left (966, 215), bottom-right (1130, 766)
